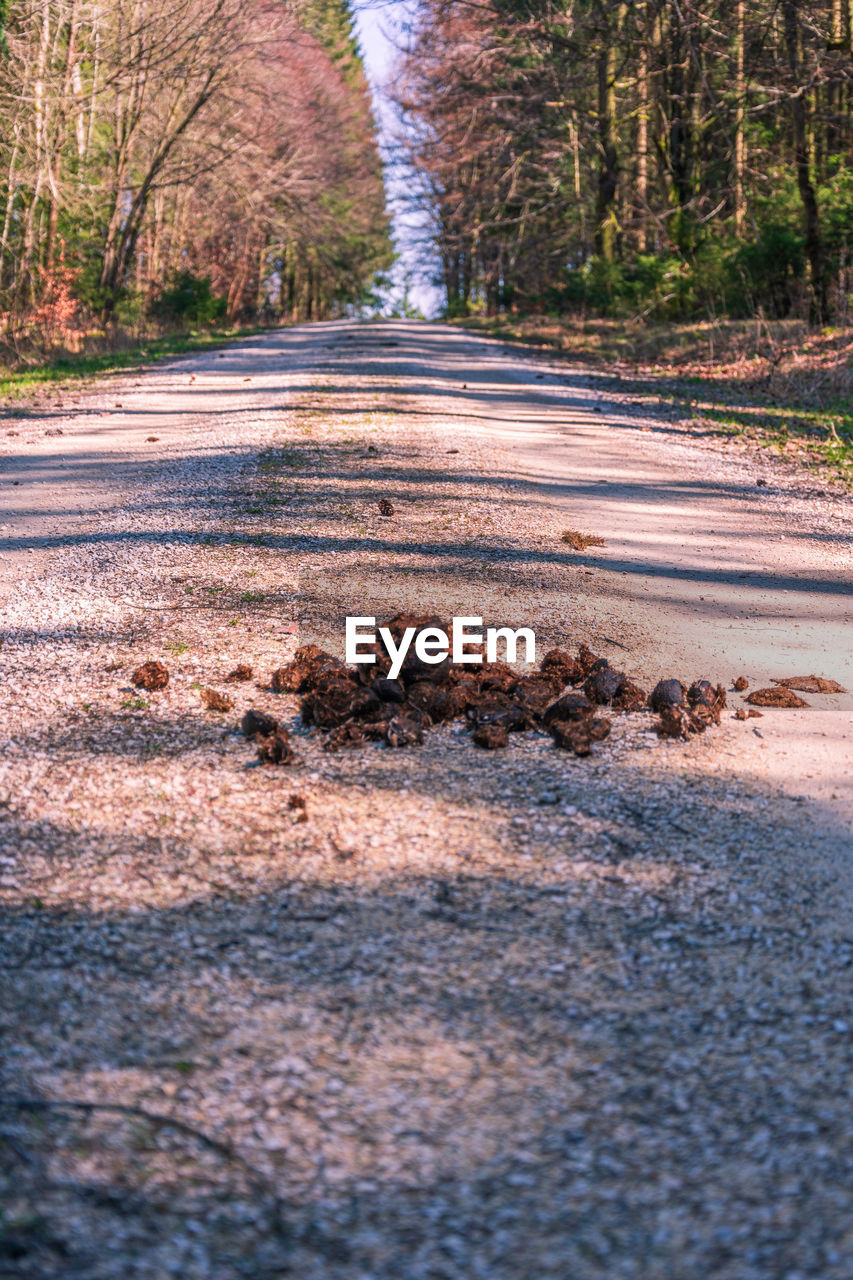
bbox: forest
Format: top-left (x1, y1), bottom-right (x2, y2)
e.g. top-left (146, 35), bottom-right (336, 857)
top-left (1, 0), bottom-right (852, 359)
top-left (395, 0), bottom-right (853, 323)
top-left (0, 0), bottom-right (391, 356)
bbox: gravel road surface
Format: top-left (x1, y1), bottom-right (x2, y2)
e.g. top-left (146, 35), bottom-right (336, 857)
top-left (1, 319), bottom-right (851, 1279)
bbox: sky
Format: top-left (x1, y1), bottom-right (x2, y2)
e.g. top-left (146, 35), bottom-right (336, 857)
top-left (353, 2), bottom-right (443, 316)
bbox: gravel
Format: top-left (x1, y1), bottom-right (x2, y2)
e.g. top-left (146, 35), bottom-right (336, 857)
top-left (1, 320), bottom-right (852, 1279)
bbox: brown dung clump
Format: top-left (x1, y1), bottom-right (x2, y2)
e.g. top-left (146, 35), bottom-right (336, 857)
top-left (323, 721), bottom-right (366, 753)
top-left (655, 681), bottom-right (726, 739)
top-left (472, 721), bottom-right (510, 750)
top-left (241, 709), bottom-right (279, 739)
top-left (226, 664), bottom-right (253, 682)
top-left (201, 688), bottom-right (233, 712)
top-left (386, 713), bottom-right (426, 748)
top-left (257, 729), bottom-right (297, 766)
top-left (747, 687), bottom-right (810, 708)
top-left (539, 648), bottom-right (584, 686)
top-left (549, 716), bottom-right (612, 756)
top-left (288, 794), bottom-right (308, 822)
top-left (271, 644), bottom-right (332, 694)
top-left (612, 679), bottom-right (648, 712)
top-left (132, 661), bottom-right (169, 691)
top-left (236, 618), bottom-right (733, 763)
top-left (649, 679), bottom-right (686, 711)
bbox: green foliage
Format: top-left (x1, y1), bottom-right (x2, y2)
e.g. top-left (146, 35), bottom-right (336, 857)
top-left (548, 254), bottom-right (693, 318)
top-left (306, 0), bottom-right (362, 83)
top-left (819, 165), bottom-right (853, 259)
top-left (542, 228), bottom-right (812, 322)
top-left (402, 0), bottom-right (853, 325)
top-left (443, 296), bottom-right (472, 319)
top-left (732, 225), bottom-right (806, 318)
top-left (148, 272), bottom-right (227, 326)
top-left (114, 288), bottom-right (149, 330)
top-left (68, 255), bottom-right (111, 316)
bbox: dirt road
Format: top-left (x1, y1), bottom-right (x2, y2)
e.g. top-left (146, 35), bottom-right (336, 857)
top-left (1, 320), bottom-right (852, 1278)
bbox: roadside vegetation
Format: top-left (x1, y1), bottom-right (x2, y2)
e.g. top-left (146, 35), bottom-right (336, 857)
top-left (459, 314), bottom-right (853, 485)
top-left (396, 0), bottom-right (853, 329)
top-left (0, 324), bottom-right (271, 405)
top-left (0, 0), bottom-right (391, 376)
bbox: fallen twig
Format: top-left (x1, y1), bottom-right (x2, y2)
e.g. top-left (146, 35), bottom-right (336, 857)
top-left (0, 1096), bottom-right (272, 1191)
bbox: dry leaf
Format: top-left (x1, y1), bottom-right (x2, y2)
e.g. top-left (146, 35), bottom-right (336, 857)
top-left (560, 529), bottom-right (606, 550)
top-left (771, 675), bottom-right (846, 694)
top-left (201, 688), bottom-right (233, 712)
top-left (747, 687), bottom-right (810, 708)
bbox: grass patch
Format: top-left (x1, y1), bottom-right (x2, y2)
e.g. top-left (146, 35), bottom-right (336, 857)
top-left (0, 322), bottom-right (270, 405)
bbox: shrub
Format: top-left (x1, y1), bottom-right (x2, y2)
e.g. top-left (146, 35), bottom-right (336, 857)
top-left (730, 224), bottom-right (805, 317)
top-left (149, 271), bottom-right (227, 326)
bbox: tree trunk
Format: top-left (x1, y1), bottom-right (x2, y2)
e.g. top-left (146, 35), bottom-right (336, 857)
top-left (594, 3), bottom-right (625, 262)
top-left (637, 5), bottom-right (650, 251)
top-left (20, 0), bottom-right (52, 305)
top-left (734, 0), bottom-right (746, 233)
top-left (782, 0), bottom-right (827, 322)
